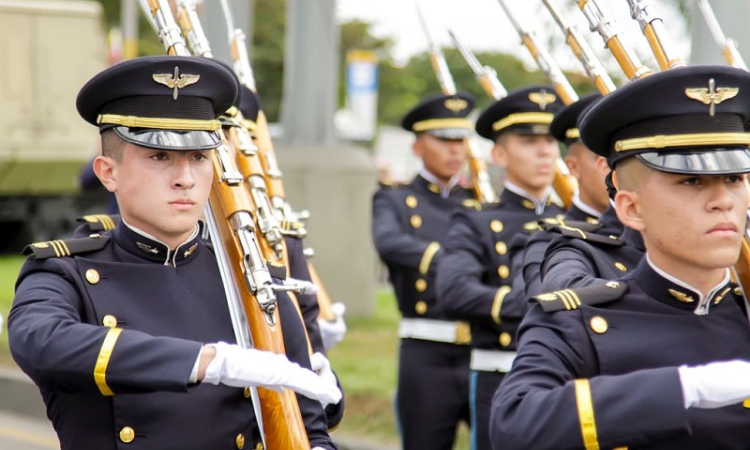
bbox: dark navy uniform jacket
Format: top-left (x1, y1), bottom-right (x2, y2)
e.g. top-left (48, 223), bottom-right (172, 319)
top-left (491, 260), bottom-right (750, 450)
top-left (541, 208), bottom-right (645, 292)
top-left (9, 223), bottom-right (335, 450)
top-left (436, 188), bottom-right (564, 351)
top-left (372, 174), bottom-right (476, 319)
top-left (518, 202), bottom-right (622, 298)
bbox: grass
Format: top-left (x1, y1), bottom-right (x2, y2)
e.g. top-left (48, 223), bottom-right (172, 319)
top-left (0, 258), bottom-right (469, 448)
top-left (0, 256), bottom-right (24, 366)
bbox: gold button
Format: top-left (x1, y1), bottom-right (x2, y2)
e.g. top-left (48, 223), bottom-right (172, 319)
top-left (410, 215), bottom-right (422, 228)
top-left (415, 278), bottom-right (427, 292)
top-left (499, 332), bottom-right (512, 347)
top-left (490, 220), bottom-right (503, 233)
top-left (735, 287), bottom-right (744, 296)
top-left (85, 269), bottom-right (100, 285)
top-left (590, 316), bottom-right (608, 334)
top-left (102, 315), bottom-right (117, 328)
top-left (497, 265), bottom-right (509, 279)
top-left (255, 443), bottom-right (264, 450)
top-left (614, 262), bottom-right (627, 272)
top-left (243, 387), bottom-right (251, 398)
top-left (455, 321), bottom-right (471, 345)
top-left (743, 399), bottom-right (750, 409)
top-left (428, 183), bottom-right (441, 194)
top-left (524, 221), bottom-right (540, 231)
top-left (236, 433), bottom-right (245, 449)
top-left (415, 301), bottom-right (428, 315)
top-left (495, 241), bottom-right (507, 255)
top-left (119, 426), bottom-right (135, 443)
top-left (405, 195), bottom-right (418, 208)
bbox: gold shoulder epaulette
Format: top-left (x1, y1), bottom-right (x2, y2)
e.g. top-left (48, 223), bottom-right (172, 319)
top-left (556, 224), bottom-right (624, 247)
top-left (461, 199), bottom-right (483, 211)
top-left (23, 235), bottom-right (111, 259)
top-left (77, 214), bottom-right (120, 232)
top-left (533, 281), bottom-right (628, 312)
top-left (378, 180), bottom-right (405, 189)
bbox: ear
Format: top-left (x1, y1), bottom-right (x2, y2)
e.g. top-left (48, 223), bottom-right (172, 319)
top-left (412, 135), bottom-right (424, 158)
top-left (614, 189), bottom-right (645, 232)
top-left (565, 153), bottom-right (580, 179)
top-left (93, 155), bottom-right (118, 193)
top-left (491, 142), bottom-right (508, 169)
top-left (596, 156), bottom-right (610, 179)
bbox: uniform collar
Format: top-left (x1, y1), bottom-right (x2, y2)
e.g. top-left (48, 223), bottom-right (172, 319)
top-left (571, 193), bottom-right (602, 220)
top-left (114, 218), bottom-right (202, 266)
top-left (416, 170), bottom-right (462, 198)
top-left (633, 254), bottom-right (734, 315)
top-left (502, 181), bottom-right (553, 215)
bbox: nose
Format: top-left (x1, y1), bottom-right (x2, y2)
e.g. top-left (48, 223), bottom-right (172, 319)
top-left (707, 178), bottom-right (736, 212)
top-left (447, 140), bottom-right (465, 154)
top-left (172, 155), bottom-right (196, 189)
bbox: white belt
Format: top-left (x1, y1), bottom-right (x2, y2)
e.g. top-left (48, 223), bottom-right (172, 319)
top-left (398, 318), bottom-right (471, 345)
top-left (470, 349), bottom-right (516, 372)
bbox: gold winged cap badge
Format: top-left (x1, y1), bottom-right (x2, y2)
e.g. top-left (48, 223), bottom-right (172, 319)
top-left (152, 66), bottom-right (201, 100)
top-left (528, 90), bottom-right (557, 110)
top-left (684, 78), bottom-right (739, 117)
top-left (444, 98), bottom-right (468, 112)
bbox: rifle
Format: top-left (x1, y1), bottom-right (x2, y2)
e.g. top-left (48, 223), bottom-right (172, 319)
top-left (575, 0), bottom-right (652, 81)
top-left (697, 0), bottom-right (748, 70)
top-left (217, 0), bottom-right (338, 322)
top-left (448, 30), bottom-right (507, 101)
top-left (625, 0), bottom-right (685, 70)
top-left (494, 0), bottom-right (577, 208)
top-left (415, 4), bottom-right (498, 204)
top-left (139, 1), bottom-right (311, 448)
top-left (541, 0), bottom-right (615, 95)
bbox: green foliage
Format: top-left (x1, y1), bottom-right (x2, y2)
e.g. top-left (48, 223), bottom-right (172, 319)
top-left (252, 0), bottom-right (287, 122)
top-left (0, 256), bottom-right (25, 366)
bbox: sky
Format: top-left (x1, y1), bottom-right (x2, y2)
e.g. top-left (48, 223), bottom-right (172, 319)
top-left (334, 0), bottom-right (692, 75)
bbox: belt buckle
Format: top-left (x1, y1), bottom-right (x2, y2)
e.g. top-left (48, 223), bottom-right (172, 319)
top-left (455, 321), bottom-right (472, 345)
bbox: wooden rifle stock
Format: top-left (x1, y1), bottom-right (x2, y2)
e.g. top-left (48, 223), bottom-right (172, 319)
top-left (208, 138), bottom-right (309, 449)
top-left (141, 1), bottom-right (312, 447)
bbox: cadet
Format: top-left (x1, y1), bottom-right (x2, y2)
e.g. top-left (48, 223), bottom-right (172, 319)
top-left (518, 93), bottom-right (622, 297)
top-left (436, 85), bottom-right (565, 450)
top-left (491, 65), bottom-right (750, 449)
top-left (372, 92), bottom-right (476, 450)
top-left (9, 56), bottom-right (340, 450)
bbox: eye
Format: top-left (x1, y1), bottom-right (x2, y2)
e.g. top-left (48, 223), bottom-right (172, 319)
top-left (681, 177), bottom-right (700, 186)
top-left (726, 174), bottom-right (744, 184)
top-left (191, 152), bottom-right (210, 162)
top-left (150, 152), bottom-right (169, 161)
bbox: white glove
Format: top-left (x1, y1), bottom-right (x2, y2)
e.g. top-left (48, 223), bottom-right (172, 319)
top-left (310, 352), bottom-right (340, 409)
top-left (318, 302), bottom-right (347, 351)
top-left (203, 342), bottom-right (342, 405)
top-left (0, 312), bottom-right (4, 335)
top-left (679, 360), bottom-right (750, 409)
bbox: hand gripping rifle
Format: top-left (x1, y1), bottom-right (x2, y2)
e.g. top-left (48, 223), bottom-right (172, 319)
top-left (416, 4), bottom-right (498, 203)
top-left (697, 0), bottom-right (748, 70)
top-left (575, 0), bottom-right (652, 81)
top-left (139, 1), bottom-right (311, 448)
top-left (541, 0), bottom-right (616, 95)
top-left (625, 0), bottom-right (686, 70)
top-left (217, 0), bottom-right (338, 323)
top-left (494, 0), bottom-right (578, 208)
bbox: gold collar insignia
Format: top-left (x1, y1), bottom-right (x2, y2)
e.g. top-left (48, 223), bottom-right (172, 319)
top-left (668, 288), bottom-right (694, 304)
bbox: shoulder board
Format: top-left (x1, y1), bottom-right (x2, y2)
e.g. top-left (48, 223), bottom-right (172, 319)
top-left (533, 281), bottom-right (628, 312)
top-left (23, 235), bottom-right (111, 259)
top-left (77, 214), bottom-right (120, 232)
top-left (377, 180), bottom-right (406, 189)
top-left (557, 224), bottom-right (624, 247)
top-left (539, 219), bottom-right (602, 234)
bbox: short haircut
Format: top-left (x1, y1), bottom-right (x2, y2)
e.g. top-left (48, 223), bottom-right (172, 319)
top-left (613, 157), bottom-right (652, 192)
top-left (100, 129), bottom-right (126, 162)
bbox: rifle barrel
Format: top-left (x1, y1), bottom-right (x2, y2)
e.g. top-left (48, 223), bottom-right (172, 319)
top-left (697, 0), bottom-right (748, 70)
top-left (626, 0), bottom-right (685, 70)
top-left (576, 0), bottom-right (651, 80)
top-left (448, 29), bottom-right (508, 100)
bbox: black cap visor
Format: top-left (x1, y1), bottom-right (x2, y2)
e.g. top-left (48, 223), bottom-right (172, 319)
top-left (114, 126), bottom-right (222, 151)
top-left (635, 148), bottom-right (750, 175)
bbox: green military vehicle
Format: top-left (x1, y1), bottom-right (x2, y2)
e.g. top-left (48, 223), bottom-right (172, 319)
top-left (0, 0), bottom-right (107, 252)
